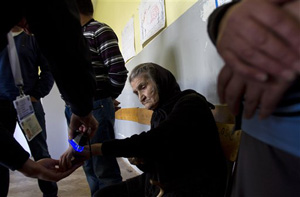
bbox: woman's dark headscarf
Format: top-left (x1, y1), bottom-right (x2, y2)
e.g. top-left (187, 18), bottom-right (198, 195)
top-left (129, 62), bottom-right (181, 107)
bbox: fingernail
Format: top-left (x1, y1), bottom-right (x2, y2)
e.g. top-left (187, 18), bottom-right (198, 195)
top-left (281, 70), bottom-right (296, 81)
top-left (256, 73), bottom-right (268, 82)
top-left (293, 60), bottom-right (300, 73)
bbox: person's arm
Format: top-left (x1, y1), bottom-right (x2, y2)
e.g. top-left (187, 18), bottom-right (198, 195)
top-left (0, 125), bottom-right (81, 182)
top-left (29, 35), bottom-right (54, 100)
top-left (0, 128), bottom-right (30, 170)
top-left (59, 112), bottom-right (99, 171)
top-left (24, 0), bottom-right (96, 118)
top-left (68, 112), bottom-right (98, 140)
top-left (18, 0), bottom-right (99, 138)
top-left (60, 93), bottom-right (215, 169)
top-left (89, 143), bottom-right (102, 156)
top-left (59, 142), bottom-right (102, 171)
top-left (18, 158), bottom-right (82, 182)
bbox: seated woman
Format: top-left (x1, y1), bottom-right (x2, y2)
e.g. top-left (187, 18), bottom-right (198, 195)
top-left (61, 62), bottom-right (227, 197)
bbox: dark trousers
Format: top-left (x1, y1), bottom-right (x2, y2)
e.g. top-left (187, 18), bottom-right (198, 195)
top-left (231, 132), bottom-right (300, 197)
top-left (0, 100), bottom-right (57, 197)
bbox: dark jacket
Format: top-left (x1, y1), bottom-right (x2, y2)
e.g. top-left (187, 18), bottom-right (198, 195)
top-left (0, 31), bottom-right (54, 101)
top-left (0, 0), bottom-right (96, 172)
top-left (207, 1), bottom-right (237, 45)
top-left (1, 0), bottom-right (96, 117)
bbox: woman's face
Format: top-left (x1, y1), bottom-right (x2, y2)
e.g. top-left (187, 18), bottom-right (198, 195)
top-left (130, 74), bottom-right (159, 110)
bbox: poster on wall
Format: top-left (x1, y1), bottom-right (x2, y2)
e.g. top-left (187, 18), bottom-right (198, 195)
top-left (139, 0), bottom-right (165, 45)
top-left (200, 0), bottom-right (232, 22)
top-left (200, 0), bottom-right (216, 22)
top-left (122, 17), bottom-right (136, 63)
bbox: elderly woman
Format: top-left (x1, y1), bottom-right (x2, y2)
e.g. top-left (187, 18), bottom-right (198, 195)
top-left (62, 62), bottom-right (227, 196)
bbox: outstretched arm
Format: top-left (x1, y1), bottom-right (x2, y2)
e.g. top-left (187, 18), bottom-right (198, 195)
top-left (59, 143), bottom-right (102, 171)
top-left (18, 158), bottom-right (82, 182)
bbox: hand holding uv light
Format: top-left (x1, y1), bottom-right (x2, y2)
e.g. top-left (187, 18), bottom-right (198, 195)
top-left (68, 130), bottom-right (93, 164)
top-left (68, 130), bottom-right (89, 152)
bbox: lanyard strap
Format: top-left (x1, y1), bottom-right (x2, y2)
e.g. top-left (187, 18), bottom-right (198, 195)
top-left (7, 31), bottom-right (24, 95)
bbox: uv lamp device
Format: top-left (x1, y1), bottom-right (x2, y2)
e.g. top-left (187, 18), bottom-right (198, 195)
top-left (68, 132), bottom-right (88, 153)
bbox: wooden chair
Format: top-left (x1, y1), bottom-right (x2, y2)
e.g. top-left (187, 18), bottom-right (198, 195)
top-left (212, 105), bottom-right (242, 197)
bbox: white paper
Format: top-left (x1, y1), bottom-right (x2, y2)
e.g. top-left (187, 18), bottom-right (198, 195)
top-left (13, 95), bottom-right (34, 121)
top-left (121, 17), bottom-right (136, 62)
top-left (216, 0), bottom-right (232, 7)
top-left (200, 0), bottom-right (216, 22)
top-left (139, 0), bottom-right (165, 44)
top-left (20, 113), bottom-right (42, 141)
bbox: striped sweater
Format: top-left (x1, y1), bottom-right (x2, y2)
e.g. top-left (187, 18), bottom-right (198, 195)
top-left (83, 19), bottom-right (128, 99)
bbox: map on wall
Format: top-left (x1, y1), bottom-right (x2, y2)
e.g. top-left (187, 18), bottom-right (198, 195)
top-left (139, 0), bottom-right (165, 45)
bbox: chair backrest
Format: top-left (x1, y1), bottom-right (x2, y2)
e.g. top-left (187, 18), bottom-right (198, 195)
top-left (212, 105), bottom-right (242, 162)
top-left (212, 105), bottom-right (242, 197)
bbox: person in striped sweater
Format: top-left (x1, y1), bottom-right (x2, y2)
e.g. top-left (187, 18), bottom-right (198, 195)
top-left (61, 0), bottom-right (128, 195)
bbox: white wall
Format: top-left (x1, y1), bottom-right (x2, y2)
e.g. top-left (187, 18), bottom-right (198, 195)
top-left (42, 83), bottom-right (69, 159)
top-left (14, 126), bottom-right (30, 154)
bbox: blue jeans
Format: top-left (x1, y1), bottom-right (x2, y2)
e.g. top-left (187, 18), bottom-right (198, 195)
top-left (65, 97), bottom-right (122, 195)
top-left (0, 99), bottom-right (58, 197)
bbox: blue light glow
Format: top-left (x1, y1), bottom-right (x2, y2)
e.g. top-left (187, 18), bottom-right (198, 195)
top-left (68, 139), bottom-right (84, 152)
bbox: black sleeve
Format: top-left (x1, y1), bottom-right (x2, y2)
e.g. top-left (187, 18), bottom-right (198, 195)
top-left (0, 125), bottom-right (30, 170)
top-left (29, 35), bottom-right (54, 100)
top-left (102, 93), bottom-right (218, 160)
top-left (207, 1), bottom-right (238, 45)
top-left (25, 0), bottom-right (96, 116)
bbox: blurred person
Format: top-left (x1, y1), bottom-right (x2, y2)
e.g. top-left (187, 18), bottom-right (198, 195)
top-left (0, 24), bottom-right (58, 196)
top-left (207, 0), bottom-right (300, 196)
top-left (0, 0), bottom-right (97, 192)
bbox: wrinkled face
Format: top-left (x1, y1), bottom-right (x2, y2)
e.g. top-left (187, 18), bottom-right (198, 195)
top-left (130, 74), bottom-right (159, 110)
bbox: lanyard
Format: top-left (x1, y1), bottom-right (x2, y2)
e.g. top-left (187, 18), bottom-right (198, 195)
top-left (7, 31), bottom-right (25, 96)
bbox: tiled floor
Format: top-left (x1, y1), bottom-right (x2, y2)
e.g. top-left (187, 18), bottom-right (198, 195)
top-left (7, 158), bottom-right (140, 197)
